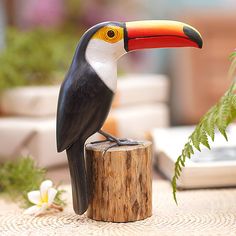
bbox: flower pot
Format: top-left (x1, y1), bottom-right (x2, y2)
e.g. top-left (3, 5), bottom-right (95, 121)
top-left (0, 86), bottom-right (60, 117)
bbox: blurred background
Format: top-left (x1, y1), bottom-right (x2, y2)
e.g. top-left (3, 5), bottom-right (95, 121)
top-left (0, 0), bottom-right (236, 179)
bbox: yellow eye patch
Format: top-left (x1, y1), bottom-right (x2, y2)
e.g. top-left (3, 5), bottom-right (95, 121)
top-left (92, 26), bottom-right (123, 43)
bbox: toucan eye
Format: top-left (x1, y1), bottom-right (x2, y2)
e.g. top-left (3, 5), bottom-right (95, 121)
top-left (93, 26), bottom-right (123, 43)
top-left (107, 30), bottom-right (115, 38)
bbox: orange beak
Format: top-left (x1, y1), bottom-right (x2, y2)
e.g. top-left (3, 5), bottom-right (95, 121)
top-left (124, 20), bottom-right (203, 52)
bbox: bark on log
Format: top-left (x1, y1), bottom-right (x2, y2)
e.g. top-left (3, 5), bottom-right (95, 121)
top-left (86, 141), bottom-right (152, 222)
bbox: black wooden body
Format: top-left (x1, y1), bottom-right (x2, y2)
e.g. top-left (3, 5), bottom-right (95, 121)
top-left (56, 23), bottom-right (114, 214)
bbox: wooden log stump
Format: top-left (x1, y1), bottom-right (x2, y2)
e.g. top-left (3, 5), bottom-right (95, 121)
top-left (86, 141), bottom-right (152, 222)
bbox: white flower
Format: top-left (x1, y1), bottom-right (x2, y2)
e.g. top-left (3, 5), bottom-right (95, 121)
top-left (24, 180), bottom-right (58, 216)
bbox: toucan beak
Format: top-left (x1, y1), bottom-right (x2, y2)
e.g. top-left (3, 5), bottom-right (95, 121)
top-left (124, 20), bottom-right (203, 52)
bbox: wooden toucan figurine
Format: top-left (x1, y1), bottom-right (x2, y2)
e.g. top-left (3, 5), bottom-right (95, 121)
top-left (56, 20), bottom-right (203, 215)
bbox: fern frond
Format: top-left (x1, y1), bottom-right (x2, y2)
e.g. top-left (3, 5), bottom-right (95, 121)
top-left (216, 95), bottom-right (232, 140)
top-left (230, 94), bottom-right (236, 111)
top-left (172, 80), bottom-right (236, 203)
top-left (190, 128), bottom-right (201, 151)
top-left (200, 130), bottom-right (211, 149)
top-left (228, 50), bottom-right (236, 78)
top-left (204, 110), bottom-right (216, 141)
top-left (229, 51), bottom-right (236, 60)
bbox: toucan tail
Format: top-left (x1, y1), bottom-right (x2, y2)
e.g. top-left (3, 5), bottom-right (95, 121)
top-left (66, 141), bottom-right (89, 215)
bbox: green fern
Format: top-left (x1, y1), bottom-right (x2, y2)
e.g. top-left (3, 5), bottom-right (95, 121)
top-left (0, 157), bottom-right (67, 208)
top-left (172, 51), bottom-right (236, 204)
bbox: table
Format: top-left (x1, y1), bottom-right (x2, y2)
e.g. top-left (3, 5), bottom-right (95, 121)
top-left (0, 180), bottom-right (236, 236)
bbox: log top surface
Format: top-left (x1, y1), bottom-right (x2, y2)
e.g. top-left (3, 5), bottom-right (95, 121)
top-left (86, 140), bottom-right (151, 152)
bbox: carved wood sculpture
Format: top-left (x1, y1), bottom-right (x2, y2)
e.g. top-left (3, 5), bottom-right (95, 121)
top-left (56, 20), bottom-right (203, 215)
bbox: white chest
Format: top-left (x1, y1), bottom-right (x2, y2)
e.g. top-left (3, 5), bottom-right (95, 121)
top-left (85, 57), bottom-right (117, 93)
top-left (85, 39), bottom-right (126, 93)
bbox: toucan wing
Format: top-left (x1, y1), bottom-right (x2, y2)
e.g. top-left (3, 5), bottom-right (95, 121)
top-left (56, 64), bottom-right (113, 152)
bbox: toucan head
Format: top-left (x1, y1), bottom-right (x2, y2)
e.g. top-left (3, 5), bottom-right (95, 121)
top-left (81, 20), bottom-right (202, 92)
top-left (85, 20), bottom-right (203, 61)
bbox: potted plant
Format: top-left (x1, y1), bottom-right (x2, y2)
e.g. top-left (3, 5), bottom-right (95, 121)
top-left (0, 28), bottom-right (77, 116)
top-left (172, 51), bottom-right (236, 202)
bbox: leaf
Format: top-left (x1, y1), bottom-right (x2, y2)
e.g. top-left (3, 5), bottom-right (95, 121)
top-left (0, 157), bottom-right (67, 208)
top-left (0, 157), bottom-right (46, 204)
top-left (171, 56), bottom-right (236, 203)
top-left (217, 126), bottom-right (228, 141)
top-left (229, 51), bottom-right (236, 60)
top-left (190, 128), bottom-right (201, 151)
top-left (0, 28), bottom-right (78, 90)
top-left (228, 51), bottom-right (236, 78)
top-left (231, 95), bottom-right (236, 110)
top-left (204, 111), bottom-right (216, 141)
top-left (172, 177), bottom-right (178, 205)
top-left (200, 130), bottom-right (211, 149)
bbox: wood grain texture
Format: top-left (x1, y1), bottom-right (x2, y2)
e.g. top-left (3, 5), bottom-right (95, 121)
top-left (86, 141), bottom-right (152, 222)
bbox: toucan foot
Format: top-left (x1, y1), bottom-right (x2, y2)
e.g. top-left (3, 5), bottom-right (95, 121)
top-left (97, 130), bottom-right (119, 142)
top-left (98, 130), bottom-right (140, 145)
top-left (102, 139), bottom-right (140, 155)
top-left (90, 137), bottom-right (114, 145)
top-left (97, 130), bottom-right (140, 155)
